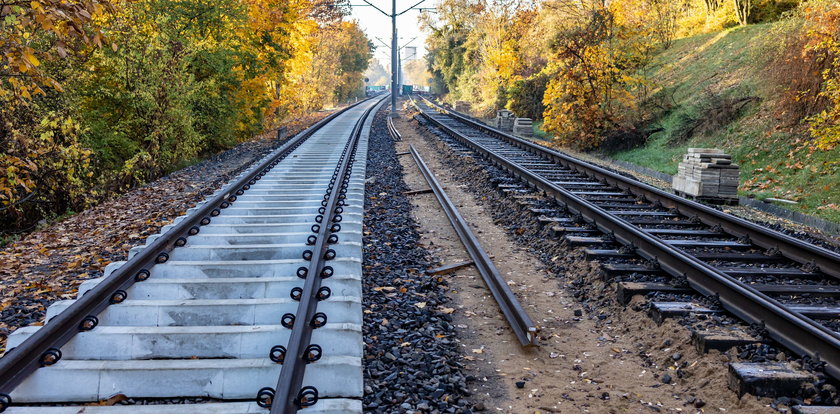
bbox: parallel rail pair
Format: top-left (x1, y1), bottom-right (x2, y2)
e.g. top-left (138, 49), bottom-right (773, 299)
top-left (0, 94), bottom-right (388, 413)
top-left (413, 97), bottom-right (840, 380)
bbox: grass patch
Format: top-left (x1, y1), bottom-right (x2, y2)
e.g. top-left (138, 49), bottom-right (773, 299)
top-left (608, 22), bottom-right (840, 223)
top-left (612, 133), bottom-right (686, 176)
top-left (532, 120), bottom-right (550, 140)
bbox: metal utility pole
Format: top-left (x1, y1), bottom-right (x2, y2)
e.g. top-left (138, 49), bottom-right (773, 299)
top-left (357, 0), bottom-right (428, 116)
top-left (391, 0), bottom-right (398, 114)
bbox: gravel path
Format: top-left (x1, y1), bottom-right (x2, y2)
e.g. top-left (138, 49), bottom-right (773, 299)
top-left (362, 108), bottom-right (475, 414)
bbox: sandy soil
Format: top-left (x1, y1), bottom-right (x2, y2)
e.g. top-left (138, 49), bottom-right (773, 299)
top-left (391, 106), bottom-right (774, 413)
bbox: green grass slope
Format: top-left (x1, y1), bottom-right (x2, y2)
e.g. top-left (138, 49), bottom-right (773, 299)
top-left (610, 23), bottom-right (840, 223)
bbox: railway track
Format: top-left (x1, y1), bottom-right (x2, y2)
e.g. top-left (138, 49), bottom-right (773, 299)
top-left (413, 97), bottom-right (840, 385)
top-left (0, 94), bottom-right (388, 413)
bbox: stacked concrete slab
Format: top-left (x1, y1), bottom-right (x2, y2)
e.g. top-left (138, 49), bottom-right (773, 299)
top-left (513, 118), bottom-right (534, 138)
top-left (495, 109), bottom-right (515, 132)
top-left (672, 148), bottom-right (739, 201)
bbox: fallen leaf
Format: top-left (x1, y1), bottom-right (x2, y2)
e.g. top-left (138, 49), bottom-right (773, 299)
top-left (414, 302), bottom-right (427, 309)
top-left (96, 393), bottom-right (128, 406)
top-left (439, 307), bottom-right (455, 314)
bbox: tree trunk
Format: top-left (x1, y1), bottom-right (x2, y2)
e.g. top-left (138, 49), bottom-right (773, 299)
top-left (734, 0), bottom-right (750, 25)
top-left (704, 0), bottom-right (720, 14)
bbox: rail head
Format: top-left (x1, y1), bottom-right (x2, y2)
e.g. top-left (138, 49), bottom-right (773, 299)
top-left (268, 94), bottom-right (389, 413)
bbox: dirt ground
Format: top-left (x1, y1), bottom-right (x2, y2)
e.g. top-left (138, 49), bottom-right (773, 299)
top-left (391, 107), bottom-right (774, 413)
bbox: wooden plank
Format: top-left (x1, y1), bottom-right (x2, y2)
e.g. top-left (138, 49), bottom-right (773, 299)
top-left (565, 236), bottom-right (613, 246)
top-left (604, 264), bottom-right (661, 276)
top-left (648, 302), bottom-right (719, 325)
top-left (729, 362), bottom-right (816, 398)
top-left (718, 267), bottom-right (822, 278)
top-left (404, 188), bottom-right (433, 196)
top-left (692, 252), bottom-right (787, 262)
top-left (552, 226), bottom-right (599, 235)
top-left (665, 239), bottom-right (750, 248)
top-left (609, 211), bottom-right (680, 217)
top-left (425, 256), bottom-right (495, 275)
top-left (692, 329), bottom-right (760, 353)
top-left (643, 228), bottom-right (721, 236)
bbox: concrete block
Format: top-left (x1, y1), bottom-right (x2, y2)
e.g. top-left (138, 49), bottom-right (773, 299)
top-left (46, 297), bottom-right (362, 326)
top-left (6, 400), bottom-right (361, 413)
top-left (78, 275), bottom-right (361, 300)
top-left (8, 323), bottom-right (362, 360)
top-left (11, 357), bottom-right (362, 402)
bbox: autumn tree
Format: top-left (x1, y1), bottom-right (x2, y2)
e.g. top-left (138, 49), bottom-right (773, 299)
top-left (421, 0), bottom-right (482, 95)
top-left (1, 0), bottom-right (372, 234)
top-left (403, 59), bottom-right (432, 87)
top-left (1, 0), bottom-right (113, 229)
top-left (802, 0), bottom-right (840, 150)
top-left (540, 0), bottom-right (657, 149)
top-left (364, 59), bottom-right (391, 86)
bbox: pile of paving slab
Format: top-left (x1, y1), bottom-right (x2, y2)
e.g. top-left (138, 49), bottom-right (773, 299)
top-left (672, 148), bottom-right (740, 202)
top-left (494, 109), bottom-right (533, 138)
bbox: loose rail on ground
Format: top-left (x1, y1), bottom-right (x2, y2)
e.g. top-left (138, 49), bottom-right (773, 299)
top-left (408, 144), bottom-right (538, 346)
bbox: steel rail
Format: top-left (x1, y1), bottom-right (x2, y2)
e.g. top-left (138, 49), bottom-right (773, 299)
top-left (0, 98), bottom-right (373, 406)
top-left (413, 98), bottom-right (840, 379)
top-left (267, 94), bottom-right (389, 413)
top-left (387, 116), bottom-right (402, 141)
top-left (419, 97), bottom-right (840, 281)
top-left (408, 145), bottom-right (538, 346)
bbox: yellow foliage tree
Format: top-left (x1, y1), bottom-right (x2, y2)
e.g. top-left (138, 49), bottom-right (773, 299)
top-left (541, 0), bottom-right (653, 149)
top-left (802, 0), bottom-right (840, 150)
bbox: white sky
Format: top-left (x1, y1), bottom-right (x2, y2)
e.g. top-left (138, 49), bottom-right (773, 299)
top-left (348, 0), bottom-right (432, 68)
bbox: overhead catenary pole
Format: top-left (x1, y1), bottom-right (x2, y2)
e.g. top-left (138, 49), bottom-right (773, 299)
top-left (390, 0), bottom-right (398, 115)
top-left (357, 0), bottom-right (428, 115)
